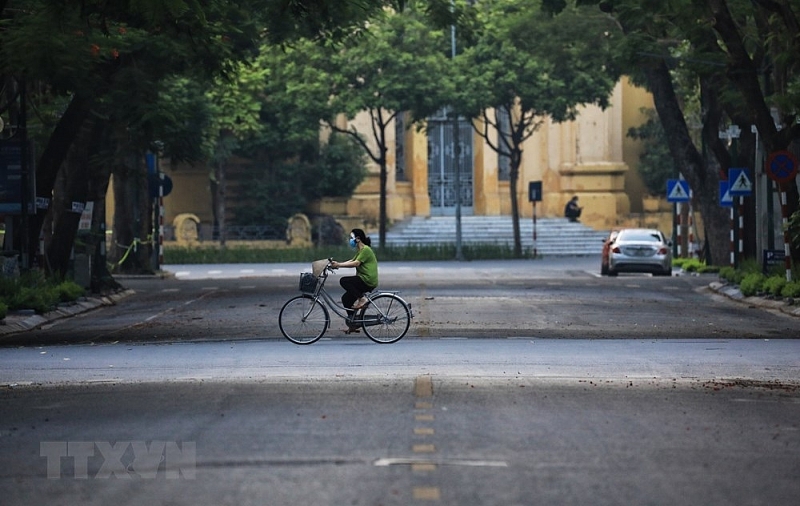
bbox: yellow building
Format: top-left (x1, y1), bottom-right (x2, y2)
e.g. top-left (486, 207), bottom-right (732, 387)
top-left (162, 78), bottom-right (672, 239)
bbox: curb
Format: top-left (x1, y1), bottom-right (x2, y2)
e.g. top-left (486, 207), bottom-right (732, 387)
top-left (0, 289), bottom-right (135, 337)
top-left (709, 281), bottom-right (800, 318)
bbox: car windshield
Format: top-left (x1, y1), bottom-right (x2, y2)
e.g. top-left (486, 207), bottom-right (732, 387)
top-left (618, 231), bottom-right (662, 242)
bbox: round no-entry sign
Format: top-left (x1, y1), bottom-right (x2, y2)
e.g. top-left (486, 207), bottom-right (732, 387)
top-left (766, 150), bottom-right (798, 184)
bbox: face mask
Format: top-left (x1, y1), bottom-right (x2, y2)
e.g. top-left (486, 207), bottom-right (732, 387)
top-left (349, 237), bottom-right (357, 248)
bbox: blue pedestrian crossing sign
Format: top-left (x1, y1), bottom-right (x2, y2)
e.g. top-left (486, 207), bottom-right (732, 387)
top-left (719, 181), bottom-right (733, 207)
top-left (728, 168), bottom-right (752, 196)
top-left (666, 179), bottom-right (690, 202)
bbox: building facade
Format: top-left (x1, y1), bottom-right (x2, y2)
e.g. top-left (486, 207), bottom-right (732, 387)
top-left (161, 78), bottom-right (671, 240)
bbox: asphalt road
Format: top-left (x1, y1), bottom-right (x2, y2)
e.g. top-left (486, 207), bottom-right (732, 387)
top-left (3, 257), bottom-right (800, 346)
top-left (1, 258), bottom-right (799, 505)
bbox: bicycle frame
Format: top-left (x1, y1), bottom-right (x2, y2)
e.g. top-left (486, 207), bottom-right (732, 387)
top-left (308, 267), bottom-right (398, 327)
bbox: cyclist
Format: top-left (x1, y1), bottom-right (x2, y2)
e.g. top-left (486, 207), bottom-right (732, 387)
top-left (331, 229), bottom-right (378, 330)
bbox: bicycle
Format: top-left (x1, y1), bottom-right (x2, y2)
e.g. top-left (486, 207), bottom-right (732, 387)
top-left (278, 258), bottom-right (413, 345)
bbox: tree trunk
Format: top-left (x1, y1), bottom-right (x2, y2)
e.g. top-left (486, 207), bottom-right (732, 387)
top-left (708, 0), bottom-right (800, 264)
top-left (379, 158), bottom-right (387, 249)
top-left (45, 142), bottom-right (89, 278)
top-left (509, 152), bottom-right (522, 258)
top-left (111, 152), bottom-right (153, 274)
top-left (30, 95), bottom-right (94, 265)
top-left (643, 60), bottom-right (731, 265)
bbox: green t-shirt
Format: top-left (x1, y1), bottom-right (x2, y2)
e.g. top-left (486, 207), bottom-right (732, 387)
top-left (353, 246), bottom-right (378, 288)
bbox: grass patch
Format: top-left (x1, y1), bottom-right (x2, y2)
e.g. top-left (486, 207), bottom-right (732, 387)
top-left (672, 258), bottom-right (720, 273)
top-left (0, 271), bottom-right (85, 317)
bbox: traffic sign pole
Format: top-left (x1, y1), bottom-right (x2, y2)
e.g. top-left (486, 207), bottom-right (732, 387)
top-left (779, 185), bottom-right (792, 282)
top-left (765, 152), bottom-right (796, 281)
top-left (730, 205), bottom-right (735, 268)
top-left (532, 201), bottom-right (537, 259)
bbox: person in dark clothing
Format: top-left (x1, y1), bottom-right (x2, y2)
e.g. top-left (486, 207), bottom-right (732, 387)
top-left (564, 196), bottom-right (582, 222)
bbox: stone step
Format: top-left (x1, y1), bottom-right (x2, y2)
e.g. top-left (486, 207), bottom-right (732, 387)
top-left (384, 216), bottom-right (608, 256)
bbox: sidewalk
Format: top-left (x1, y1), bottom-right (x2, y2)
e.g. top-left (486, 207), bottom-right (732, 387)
top-left (0, 289), bottom-right (134, 337)
top-left (709, 280), bottom-right (800, 318)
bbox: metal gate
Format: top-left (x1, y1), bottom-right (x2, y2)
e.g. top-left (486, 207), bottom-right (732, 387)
top-left (427, 115), bottom-right (473, 216)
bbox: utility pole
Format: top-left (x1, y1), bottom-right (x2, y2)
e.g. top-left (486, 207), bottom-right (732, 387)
top-left (451, 3), bottom-right (463, 261)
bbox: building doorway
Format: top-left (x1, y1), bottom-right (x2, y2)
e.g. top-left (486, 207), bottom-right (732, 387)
top-left (427, 114), bottom-right (473, 216)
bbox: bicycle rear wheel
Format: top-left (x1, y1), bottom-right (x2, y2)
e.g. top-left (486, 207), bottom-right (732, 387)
top-left (279, 295), bottom-right (329, 344)
top-left (361, 293), bottom-right (411, 344)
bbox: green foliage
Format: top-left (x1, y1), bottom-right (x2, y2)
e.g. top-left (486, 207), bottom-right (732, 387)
top-left (164, 242), bottom-right (536, 264)
top-left (232, 133), bottom-right (367, 230)
top-left (788, 210), bottom-right (800, 254)
top-left (627, 108), bottom-right (676, 195)
top-left (763, 276), bottom-right (787, 297)
top-left (56, 281), bottom-right (87, 301)
top-left (719, 266), bottom-right (743, 284)
top-left (673, 257), bottom-right (719, 273)
top-left (781, 281), bottom-right (800, 299)
top-left (233, 158), bottom-right (310, 232)
top-left (739, 273), bottom-right (765, 297)
top-left (0, 272), bottom-right (85, 316)
top-left (311, 134), bottom-right (368, 200)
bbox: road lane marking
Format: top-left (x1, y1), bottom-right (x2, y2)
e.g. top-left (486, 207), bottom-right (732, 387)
top-left (411, 375), bottom-right (439, 501)
top-left (414, 375), bottom-right (433, 397)
top-left (374, 458), bottom-right (508, 468)
top-left (413, 487), bottom-right (441, 500)
top-left (412, 463), bottom-right (437, 472)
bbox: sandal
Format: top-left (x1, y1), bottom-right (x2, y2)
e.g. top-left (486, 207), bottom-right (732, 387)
top-left (351, 297), bottom-right (369, 309)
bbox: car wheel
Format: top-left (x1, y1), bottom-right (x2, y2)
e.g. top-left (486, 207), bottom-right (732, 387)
top-left (607, 269), bottom-right (618, 277)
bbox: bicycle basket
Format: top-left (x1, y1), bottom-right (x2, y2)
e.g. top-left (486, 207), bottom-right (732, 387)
top-left (299, 272), bottom-right (318, 294)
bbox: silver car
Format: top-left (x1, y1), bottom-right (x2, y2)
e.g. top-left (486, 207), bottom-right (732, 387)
top-left (606, 228), bottom-right (672, 276)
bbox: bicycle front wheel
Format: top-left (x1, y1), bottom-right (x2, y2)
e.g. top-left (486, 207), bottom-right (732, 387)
top-left (279, 295), bottom-right (329, 344)
top-left (361, 293), bottom-right (411, 344)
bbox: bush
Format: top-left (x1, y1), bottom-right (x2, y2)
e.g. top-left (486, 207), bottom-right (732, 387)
top-left (0, 272), bottom-right (86, 316)
top-left (781, 281), bottom-right (800, 298)
top-left (739, 272), bottom-right (766, 296)
top-left (673, 258), bottom-right (720, 274)
top-left (55, 281), bottom-right (85, 302)
top-left (763, 276), bottom-right (787, 297)
top-left (719, 266), bottom-right (740, 284)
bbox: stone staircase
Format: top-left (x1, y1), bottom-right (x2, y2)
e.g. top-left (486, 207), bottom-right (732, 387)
top-left (384, 216), bottom-right (609, 256)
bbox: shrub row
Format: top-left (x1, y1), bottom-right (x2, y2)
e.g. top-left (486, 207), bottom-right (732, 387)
top-left (718, 264), bottom-right (800, 299)
top-left (0, 272), bottom-right (85, 320)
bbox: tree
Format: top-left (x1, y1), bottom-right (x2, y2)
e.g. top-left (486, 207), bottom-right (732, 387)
top-left (577, 0), bottom-right (800, 266)
top-left (0, 0), bottom-right (402, 279)
top-left (313, 7), bottom-right (453, 247)
top-left (453, 0), bottom-right (621, 257)
top-left (627, 108), bottom-right (678, 196)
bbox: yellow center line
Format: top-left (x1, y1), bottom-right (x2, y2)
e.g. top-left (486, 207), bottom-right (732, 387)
top-left (413, 444), bottom-right (436, 453)
top-left (413, 487), bottom-right (441, 500)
